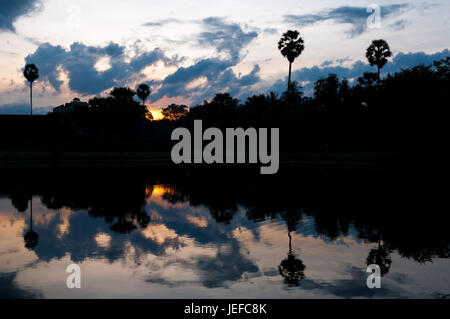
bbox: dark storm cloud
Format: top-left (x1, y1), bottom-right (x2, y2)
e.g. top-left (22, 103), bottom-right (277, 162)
top-left (271, 49), bottom-right (450, 96)
top-left (25, 42), bottom-right (172, 95)
top-left (0, 0), bottom-right (43, 32)
top-left (284, 4), bottom-right (409, 37)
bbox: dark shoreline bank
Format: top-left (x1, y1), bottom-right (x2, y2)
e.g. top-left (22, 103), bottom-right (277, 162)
top-left (0, 149), bottom-right (401, 170)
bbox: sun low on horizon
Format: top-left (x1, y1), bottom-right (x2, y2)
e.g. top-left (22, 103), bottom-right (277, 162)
top-left (149, 109), bottom-right (164, 121)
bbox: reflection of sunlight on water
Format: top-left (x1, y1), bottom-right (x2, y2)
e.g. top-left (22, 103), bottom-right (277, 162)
top-left (146, 184), bottom-right (196, 211)
top-left (148, 185), bottom-right (175, 198)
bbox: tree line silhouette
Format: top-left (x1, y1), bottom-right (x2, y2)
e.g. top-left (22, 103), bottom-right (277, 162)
top-left (15, 32), bottom-right (448, 154)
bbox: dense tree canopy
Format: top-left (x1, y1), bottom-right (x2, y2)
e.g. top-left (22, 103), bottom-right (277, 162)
top-left (39, 57), bottom-right (449, 151)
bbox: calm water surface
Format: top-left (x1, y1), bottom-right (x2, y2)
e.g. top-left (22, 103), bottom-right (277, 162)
top-left (0, 168), bottom-right (448, 298)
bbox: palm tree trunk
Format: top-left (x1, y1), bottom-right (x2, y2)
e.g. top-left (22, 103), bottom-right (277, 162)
top-left (288, 230), bottom-right (292, 254)
top-left (377, 67), bottom-right (380, 89)
top-left (288, 62), bottom-right (292, 90)
top-left (30, 197), bottom-right (33, 232)
top-left (30, 82), bottom-right (33, 116)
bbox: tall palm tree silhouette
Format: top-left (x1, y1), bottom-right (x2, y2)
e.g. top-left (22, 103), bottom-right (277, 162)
top-left (278, 30), bottom-right (305, 92)
top-left (366, 232), bottom-right (392, 276)
top-left (24, 197), bottom-right (39, 250)
top-left (279, 215), bottom-right (305, 286)
top-left (23, 64), bottom-right (39, 116)
top-left (137, 83), bottom-right (151, 107)
top-left (366, 39), bottom-right (392, 87)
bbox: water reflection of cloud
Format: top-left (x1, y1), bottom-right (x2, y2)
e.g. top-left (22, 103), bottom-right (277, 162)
top-left (1, 184), bottom-right (450, 299)
top-left (141, 224), bottom-right (178, 244)
top-left (0, 213), bottom-right (38, 272)
top-left (94, 233), bottom-right (112, 249)
top-left (185, 215), bottom-right (209, 228)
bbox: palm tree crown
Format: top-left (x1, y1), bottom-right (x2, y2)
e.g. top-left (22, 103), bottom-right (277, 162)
top-left (23, 64), bottom-right (39, 83)
top-left (23, 64), bottom-right (39, 116)
top-left (366, 39), bottom-right (392, 85)
top-left (278, 30), bottom-right (305, 93)
top-left (137, 83), bottom-right (151, 106)
top-left (278, 30), bottom-right (305, 63)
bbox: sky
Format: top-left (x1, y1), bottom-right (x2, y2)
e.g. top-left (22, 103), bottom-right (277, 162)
top-left (0, 0), bottom-right (449, 118)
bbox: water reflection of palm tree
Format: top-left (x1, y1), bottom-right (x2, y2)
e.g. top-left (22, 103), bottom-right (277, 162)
top-left (366, 233), bottom-right (392, 276)
top-left (24, 197), bottom-right (39, 250)
top-left (279, 221), bottom-right (305, 286)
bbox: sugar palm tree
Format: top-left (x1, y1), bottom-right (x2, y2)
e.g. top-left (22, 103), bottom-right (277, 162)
top-left (279, 221), bottom-right (305, 286)
top-left (137, 83), bottom-right (151, 107)
top-left (366, 232), bottom-right (392, 276)
top-left (278, 30), bottom-right (305, 91)
top-left (24, 197), bottom-right (39, 250)
top-left (366, 39), bottom-right (392, 87)
top-left (23, 64), bottom-right (39, 116)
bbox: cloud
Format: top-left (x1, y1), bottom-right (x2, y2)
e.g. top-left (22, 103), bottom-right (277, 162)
top-left (0, 103), bottom-right (52, 115)
top-left (150, 58), bottom-right (261, 105)
top-left (0, 273), bottom-right (43, 298)
top-left (0, 0), bottom-right (43, 32)
top-left (336, 56), bottom-right (352, 64)
top-left (284, 4), bottom-right (409, 37)
top-left (320, 60), bottom-right (333, 67)
top-left (20, 17), bottom-right (259, 105)
top-left (388, 19), bottom-right (408, 31)
top-left (19, 31), bottom-right (449, 109)
top-left (0, 50), bottom-right (20, 56)
top-left (385, 49), bottom-right (450, 71)
top-left (149, 17), bottom-right (260, 105)
top-left (271, 49), bottom-right (450, 96)
top-left (25, 42), bottom-right (172, 95)
top-left (263, 28), bottom-right (278, 35)
top-left (142, 18), bottom-right (181, 27)
top-left (144, 16), bottom-right (258, 62)
top-left (198, 17), bottom-right (258, 61)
